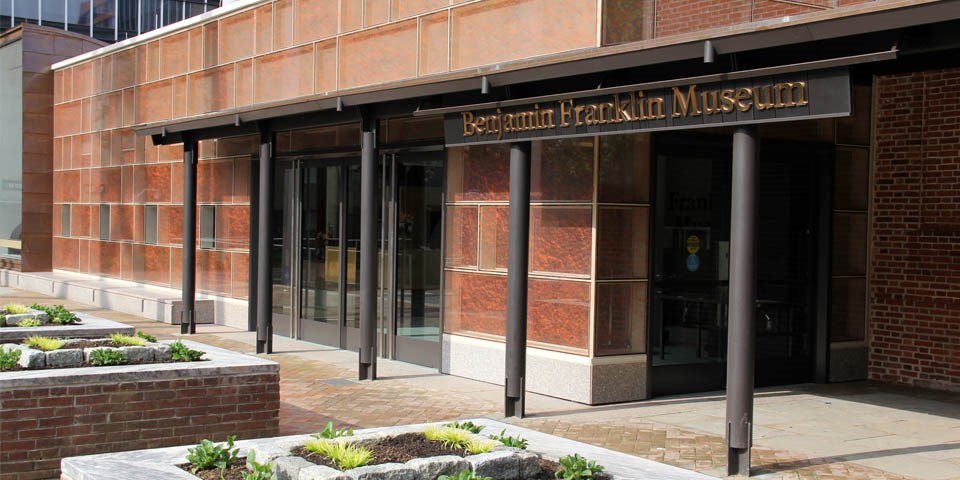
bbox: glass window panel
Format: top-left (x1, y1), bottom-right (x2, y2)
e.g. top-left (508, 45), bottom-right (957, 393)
top-left (529, 206), bottom-right (592, 276)
top-left (599, 133), bottom-right (650, 204)
top-left (831, 277), bottom-right (866, 342)
top-left (380, 116), bottom-right (444, 144)
top-left (531, 138), bottom-right (594, 202)
top-left (117, 0), bottom-right (137, 39)
top-left (528, 278), bottom-right (590, 350)
top-left (596, 282), bottom-right (647, 355)
top-left (199, 204), bottom-right (215, 249)
top-left (67, 0), bottom-right (91, 34)
top-left (444, 205), bottom-right (478, 269)
top-left (0, 40), bottom-right (22, 253)
top-left (13, 0), bottom-right (39, 25)
top-left (91, 0), bottom-right (115, 42)
top-left (442, 270), bottom-right (507, 338)
top-left (144, 205), bottom-right (158, 244)
top-left (478, 205), bottom-right (508, 271)
top-left (61, 205), bottom-right (71, 237)
top-left (99, 204), bottom-right (110, 241)
top-left (446, 144), bottom-right (510, 202)
top-left (832, 212), bottom-right (867, 276)
top-left (834, 146), bottom-right (869, 211)
top-left (597, 206), bottom-right (649, 279)
top-left (602, 0), bottom-right (649, 45)
top-left (1, 2), bottom-right (11, 29)
top-left (41, 0), bottom-right (65, 28)
top-left (140, 0), bottom-right (160, 33)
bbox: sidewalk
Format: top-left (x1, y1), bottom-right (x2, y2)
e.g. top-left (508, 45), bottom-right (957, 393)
top-left (3, 286), bottom-right (958, 480)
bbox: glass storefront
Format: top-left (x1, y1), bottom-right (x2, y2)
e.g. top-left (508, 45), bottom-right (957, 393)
top-left (0, 39), bottom-right (22, 259)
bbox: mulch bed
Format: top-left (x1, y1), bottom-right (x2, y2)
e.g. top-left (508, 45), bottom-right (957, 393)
top-left (290, 433), bottom-right (613, 479)
top-left (178, 459), bottom-right (247, 480)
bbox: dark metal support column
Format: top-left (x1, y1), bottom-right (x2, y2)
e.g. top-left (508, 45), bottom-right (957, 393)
top-left (505, 141), bottom-right (531, 418)
top-left (256, 125), bottom-right (274, 354)
top-left (814, 153), bottom-right (834, 383)
top-left (359, 115), bottom-right (378, 380)
top-left (247, 157), bottom-right (260, 332)
top-left (726, 125), bottom-right (758, 476)
top-left (180, 135), bottom-right (198, 335)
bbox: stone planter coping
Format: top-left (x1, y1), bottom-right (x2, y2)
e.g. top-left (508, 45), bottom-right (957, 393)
top-left (0, 311), bottom-right (135, 341)
top-left (0, 339), bottom-right (277, 389)
top-left (61, 418), bottom-right (716, 480)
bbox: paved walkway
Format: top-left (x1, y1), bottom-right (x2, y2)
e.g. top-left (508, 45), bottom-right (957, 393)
top-left (3, 286), bottom-right (959, 480)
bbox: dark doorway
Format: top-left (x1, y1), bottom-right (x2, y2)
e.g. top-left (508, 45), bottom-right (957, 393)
top-left (650, 133), bottom-right (826, 396)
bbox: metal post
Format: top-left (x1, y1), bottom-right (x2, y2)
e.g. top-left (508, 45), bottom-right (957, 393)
top-left (256, 125), bottom-right (274, 354)
top-left (180, 135), bottom-right (198, 335)
top-left (359, 115), bottom-right (378, 380)
top-left (726, 125), bottom-right (758, 476)
top-left (814, 153), bottom-right (833, 383)
top-left (247, 157), bottom-right (260, 332)
top-left (505, 141), bottom-right (531, 418)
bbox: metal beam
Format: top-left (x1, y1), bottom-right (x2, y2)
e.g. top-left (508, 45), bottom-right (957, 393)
top-left (359, 114), bottom-right (378, 381)
top-left (726, 126), bottom-right (758, 476)
top-left (180, 135), bottom-right (198, 335)
top-left (247, 157), bottom-right (260, 332)
top-left (505, 141), bottom-right (532, 418)
top-left (256, 124), bottom-right (274, 354)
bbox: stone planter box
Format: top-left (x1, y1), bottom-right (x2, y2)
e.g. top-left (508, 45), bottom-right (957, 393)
top-left (1, 307), bottom-right (50, 327)
top-left (0, 340), bottom-right (279, 480)
top-left (0, 312), bottom-right (135, 341)
top-left (2, 340), bottom-right (173, 369)
top-left (60, 419), bottom-right (715, 480)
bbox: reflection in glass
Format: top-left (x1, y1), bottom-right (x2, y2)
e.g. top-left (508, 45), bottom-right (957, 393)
top-left (300, 164), bottom-right (341, 330)
top-left (344, 163), bottom-right (360, 330)
top-left (531, 138), bottom-right (594, 202)
top-left (395, 158), bottom-right (443, 342)
top-left (271, 163), bottom-right (296, 337)
top-left (599, 133), bottom-right (650, 204)
top-left (596, 282), bottom-right (647, 355)
top-left (0, 39), bottom-right (22, 258)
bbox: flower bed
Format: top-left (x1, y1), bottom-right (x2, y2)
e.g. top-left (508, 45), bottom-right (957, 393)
top-left (0, 305), bottom-right (135, 342)
top-left (1, 333), bottom-right (204, 371)
top-left (60, 419), bottom-right (715, 480)
top-left (0, 340), bottom-right (279, 480)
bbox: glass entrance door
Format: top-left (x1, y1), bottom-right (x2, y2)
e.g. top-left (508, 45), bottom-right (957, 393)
top-left (272, 156), bottom-right (361, 350)
top-left (382, 150), bottom-right (444, 368)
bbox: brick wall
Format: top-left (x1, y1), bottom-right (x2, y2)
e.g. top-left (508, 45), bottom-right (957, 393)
top-left (871, 67), bottom-right (960, 392)
top-left (0, 372), bottom-right (279, 480)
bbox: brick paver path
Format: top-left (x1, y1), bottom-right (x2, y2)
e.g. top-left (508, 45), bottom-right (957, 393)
top-left (0, 289), bottom-right (923, 480)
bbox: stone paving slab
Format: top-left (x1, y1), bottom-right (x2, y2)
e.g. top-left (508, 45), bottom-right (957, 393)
top-left (4, 287), bottom-right (959, 480)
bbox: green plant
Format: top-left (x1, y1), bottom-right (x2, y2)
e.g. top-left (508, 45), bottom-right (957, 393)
top-left (17, 318), bottom-right (42, 327)
top-left (465, 438), bottom-right (499, 455)
top-left (29, 304), bottom-right (80, 325)
top-left (443, 420), bottom-right (485, 434)
top-left (88, 348), bottom-right (127, 366)
top-left (186, 435), bottom-right (240, 480)
top-left (136, 331), bottom-right (158, 342)
top-left (5, 304), bottom-right (30, 314)
top-left (489, 429), bottom-right (528, 449)
top-left (170, 340), bottom-right (205, 362)
top-left (438, 470), bottom-right (493, 480)
top-left (555, 454), bottom-right (605, 480)
top-left (0, 313), bottom-right (6, 326)
top-left (110, 333), bottom-right (146, 346)
top-left (424, 426), bottom-right (474, 450)
top-left (303, 439), bottom-right (373, 471)
top-left (242, 451), bottom-right (274, 480)
top-left (23, 336), bottom-right (65, 351)
top-left (311, 421), bottom-right (354, 440)
top-left (0, 346), bottom-right (21, 371)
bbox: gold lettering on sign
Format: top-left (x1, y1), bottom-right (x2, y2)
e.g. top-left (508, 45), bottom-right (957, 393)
top-left (672, 85), bottom-right (702, 117)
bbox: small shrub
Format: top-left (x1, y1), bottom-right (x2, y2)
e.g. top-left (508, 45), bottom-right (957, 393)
top-left (170, 340), bottom-right (205, 362)
top-left (0, 347), bottom-right (21, 371)
top-left (110, 333), bottom-right (146, 346)
top-left (136, 331), bottom-right (158, 342)
top-left (4, 304), bottom-right (30, 314)
top-left (311, 421), bottom-right (354, 440)
top-left (29, 304), bottom-right (80, 325)
top-left (489, 429), bottom-right (528, 449)
top-left (424, 426), bottom-right (474, 450)
top-left (465, 438), bottom-right (499, 455)
top-left (439, 470), bottom-right (493, 480)
top-left (303, 439), bottom-right (373, 471)
top-left (23, 336), bottom-right (65, 351)
top-left (0, 313), bottom-right (6, 326)
top-left (242, 451), bottom-right (274, 480)
top-left (17, 318), bottom-right (42, 327)
top-left (88, 348), bottom-right (126, 366)
top-left (555, 454), bottom-right (605, 480)
top-left (444, 420), bottom-right (485, 434)
top-left (186, 435), bottom-right (240, 480)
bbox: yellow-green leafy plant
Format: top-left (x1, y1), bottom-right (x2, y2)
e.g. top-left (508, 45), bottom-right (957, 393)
top-left (424, 426), bottom-right (474, 450)
top-left (4, 304), bottom-right (31, 314)
top-left (16, 318), bottom-right (42, 327)
top-left (465, 438), bottom-right (499, 455)
top-left (110, 333), bottom-right (146, 346)
top-left (136, 331), bottom-right (158, 343)
top-left (303, 439), bottom-right (373, 471)
top-left (23, 336), bottom-right (65, 351)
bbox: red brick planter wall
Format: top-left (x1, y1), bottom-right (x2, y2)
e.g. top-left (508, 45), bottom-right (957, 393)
top-left (0, 346), bottom-right (279, 480)
top-left (871, 67), bottom-right (960, 392)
